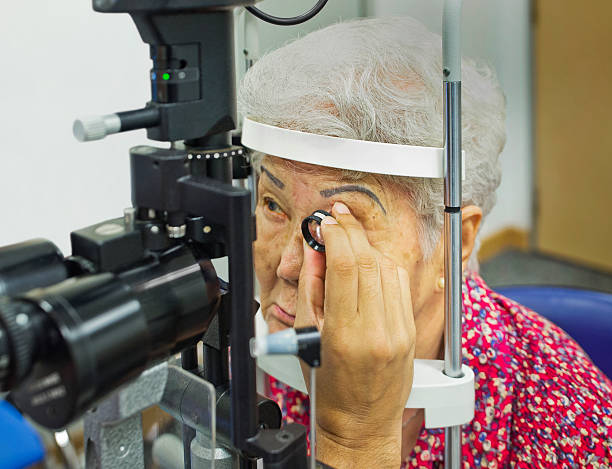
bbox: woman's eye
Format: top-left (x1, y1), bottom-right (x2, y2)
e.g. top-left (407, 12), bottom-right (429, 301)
top-left (263, 197), bottom-right (284, 215)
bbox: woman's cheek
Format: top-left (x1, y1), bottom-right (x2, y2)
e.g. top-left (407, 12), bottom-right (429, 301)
top-left (253, 210), bottom-right (283, 291)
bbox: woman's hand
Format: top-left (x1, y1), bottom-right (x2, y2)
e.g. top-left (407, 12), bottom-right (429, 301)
top-left (295, 202), bottom-right (416, 468)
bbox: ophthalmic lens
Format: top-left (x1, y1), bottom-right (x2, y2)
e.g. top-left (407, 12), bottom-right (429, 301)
top-left (309, 221), bottom-right (324, 245)
top-left (301, 210), bottom-right (332, 252)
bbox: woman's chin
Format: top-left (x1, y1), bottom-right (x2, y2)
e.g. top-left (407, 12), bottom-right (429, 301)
top-left (265, 316), bottom-right (292, 334)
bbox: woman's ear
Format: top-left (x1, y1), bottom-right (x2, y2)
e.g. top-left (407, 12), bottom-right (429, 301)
top-left (461, 205), bottom-right (483, 270)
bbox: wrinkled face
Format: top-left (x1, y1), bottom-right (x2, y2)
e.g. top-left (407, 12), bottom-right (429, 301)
top-left (254, 155), bottom-right (444, 348)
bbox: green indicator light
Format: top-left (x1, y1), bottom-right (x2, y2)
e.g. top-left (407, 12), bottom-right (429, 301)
top-left (162, 73), bottom-right (170, 81)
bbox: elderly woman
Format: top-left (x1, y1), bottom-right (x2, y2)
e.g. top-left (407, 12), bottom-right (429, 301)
top-left (239, 17), bottom-right (612, 468)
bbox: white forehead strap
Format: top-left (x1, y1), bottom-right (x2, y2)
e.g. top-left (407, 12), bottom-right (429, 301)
top-left (241, 118), bottom-right (465, 179)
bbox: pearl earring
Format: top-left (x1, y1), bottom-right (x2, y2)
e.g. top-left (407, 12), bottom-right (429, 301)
top-left (437, 277), bottom-right (445, 290)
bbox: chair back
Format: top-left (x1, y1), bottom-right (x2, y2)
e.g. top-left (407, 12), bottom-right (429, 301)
top-left (496, 286), bottom-right (612, 379)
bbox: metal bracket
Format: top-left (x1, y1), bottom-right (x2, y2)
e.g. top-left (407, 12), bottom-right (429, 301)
top-left (84, 362), bottom-right (168, 469)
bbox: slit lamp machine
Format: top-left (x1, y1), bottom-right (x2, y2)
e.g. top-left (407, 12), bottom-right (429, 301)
top-left (0, 1), bottom-right (472, 468)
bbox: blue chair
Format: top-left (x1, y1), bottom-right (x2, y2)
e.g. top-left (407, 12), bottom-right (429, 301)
top-left (0, 400), bottom-right (44, 468)
top-left (495, 286), bottom-right (612, 379)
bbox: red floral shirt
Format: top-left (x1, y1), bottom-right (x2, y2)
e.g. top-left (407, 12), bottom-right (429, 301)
top-left (268, 273), bottom-right (612, 468)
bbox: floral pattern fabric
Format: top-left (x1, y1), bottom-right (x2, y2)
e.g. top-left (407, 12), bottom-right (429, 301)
top-left (267, 274), bottom-right (612, 468)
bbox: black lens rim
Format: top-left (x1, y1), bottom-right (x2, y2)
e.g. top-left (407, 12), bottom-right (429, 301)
top-left (301, 210), bottom-right (332, 252)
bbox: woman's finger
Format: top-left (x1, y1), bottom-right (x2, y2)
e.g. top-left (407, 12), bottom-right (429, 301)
top-left (295, 239), bottom-right (326, 330)
top-left (379, 255), bottom-right (403, 337)
top-left (329, 202), bottom-right (382, 330)
top-left (330, 202), bottom-right (373, 261)
top-left (319, 216), bottom-right (358, 330)
top-left (397, 266), bottom-right (416, 338)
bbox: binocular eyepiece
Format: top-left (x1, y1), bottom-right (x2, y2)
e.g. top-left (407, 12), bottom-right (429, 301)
top-left (0, 238), bottom-right (220, 429)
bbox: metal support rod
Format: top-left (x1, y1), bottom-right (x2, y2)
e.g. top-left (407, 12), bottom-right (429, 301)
top-left (444, 425), bottom-right (462, 467)
top-left (443, 208), bottom-right (463, 377)
top-left (182, 346), bottom-right (199, 469)
top-left (310, 367), bottom-right (316, 469)
top-left (442, 81), bottom-right (463, 381)
top-left (443, 1), bottom-right (464, 468)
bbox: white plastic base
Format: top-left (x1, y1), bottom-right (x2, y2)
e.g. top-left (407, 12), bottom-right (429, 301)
top-left (409, 359), bottom-right (474, 428)
top-left (255, 311), bottom-right (475, 429)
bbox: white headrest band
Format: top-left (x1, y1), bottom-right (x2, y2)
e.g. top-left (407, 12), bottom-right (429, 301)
top-left (241, 117), bottom-right (465, 179)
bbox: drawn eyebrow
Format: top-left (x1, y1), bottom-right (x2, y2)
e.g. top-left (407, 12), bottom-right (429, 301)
top-left (320, 185), bottom-right (387, 215)
top-left (260, 165), bottom-right (285, 189)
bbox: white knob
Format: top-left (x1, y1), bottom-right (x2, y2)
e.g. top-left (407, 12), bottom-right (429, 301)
top-left (73, 114), bottom-right (120, 142)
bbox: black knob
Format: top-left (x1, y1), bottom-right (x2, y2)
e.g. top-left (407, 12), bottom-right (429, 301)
top-left (0, 298), bottom-right (37, 391)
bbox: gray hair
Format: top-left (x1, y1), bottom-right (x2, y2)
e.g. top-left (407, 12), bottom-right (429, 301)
top-left (239, 17), bottom-right (506, 271)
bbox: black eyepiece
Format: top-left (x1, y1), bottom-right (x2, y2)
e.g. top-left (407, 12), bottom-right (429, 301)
top-left (301, 210), bottom-right (332, 252)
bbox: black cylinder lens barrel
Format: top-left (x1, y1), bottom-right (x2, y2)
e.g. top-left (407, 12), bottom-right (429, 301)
top-left (1, 245), bottom-right (219, 428)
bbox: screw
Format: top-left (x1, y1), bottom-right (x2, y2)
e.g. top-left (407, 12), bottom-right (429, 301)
top-left (203, 226), bottom-right (212, 234)
top-left (15, 314), bottom-right (29, 326)
top-left (123, 207), bottom-right (136, 231)
top-left (276, 431), bottom-right (292, 442)
top-left (118, 444), bottom-right (130, 458)
top-left (150, 226), bottom-right (160, 234)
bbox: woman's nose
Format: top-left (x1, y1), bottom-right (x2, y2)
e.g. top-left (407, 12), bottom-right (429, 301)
top-left (275, 230), bottom-right (303, 285)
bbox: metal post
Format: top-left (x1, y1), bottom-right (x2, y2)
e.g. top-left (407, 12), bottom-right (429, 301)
top-left (182, 347), bottom-right (200, 469)
top-left (442, 1), bottom-right (464, 469)
top-left (310, 367), bottom-right (316, 469)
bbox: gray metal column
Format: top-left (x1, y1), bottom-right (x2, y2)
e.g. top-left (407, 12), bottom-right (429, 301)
top-left (442, 1), bottom-right (464, 468)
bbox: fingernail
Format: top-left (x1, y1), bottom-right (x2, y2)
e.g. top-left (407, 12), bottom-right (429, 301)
top-left (321, 216), bottom-right (338, 225)
top-left (333, 202), bottom-right (350, 214)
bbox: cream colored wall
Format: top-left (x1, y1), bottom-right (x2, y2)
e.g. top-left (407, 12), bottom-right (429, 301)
top-left (535, 0), bottom-right (612, 271)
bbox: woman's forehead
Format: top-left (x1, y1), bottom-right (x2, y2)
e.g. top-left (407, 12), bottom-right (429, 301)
top-left (260, 155), bottom-right (394, 215)
top-left (262, 154), bottom-right (369, 185)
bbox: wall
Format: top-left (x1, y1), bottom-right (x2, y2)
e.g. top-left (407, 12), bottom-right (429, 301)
top-left (534, 0), bottom-right (612, 271)
top-left (0, 3), bottom-right (149, 253)
top-left (365, 0), bottom-right (533, 239)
